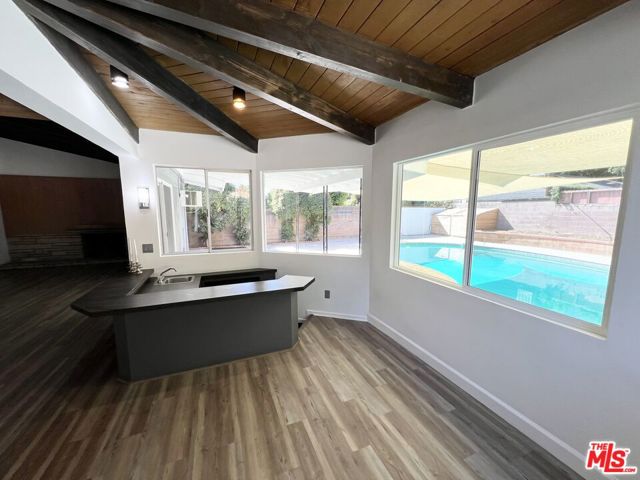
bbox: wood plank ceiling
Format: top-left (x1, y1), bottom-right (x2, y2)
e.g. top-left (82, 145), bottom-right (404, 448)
top-left (0, 94), bottom-right (46, 120)
top-left (3, 0), bottom-right (628, 140)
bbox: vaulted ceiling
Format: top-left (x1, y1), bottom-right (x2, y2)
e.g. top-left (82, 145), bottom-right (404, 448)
top-left (2, 0), bottom-right (628, 151)
top-left (82, 49), bottom-right (333, 139)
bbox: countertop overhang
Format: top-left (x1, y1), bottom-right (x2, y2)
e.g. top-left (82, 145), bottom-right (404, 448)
top-left (72, 269), bottom-right (315, 317)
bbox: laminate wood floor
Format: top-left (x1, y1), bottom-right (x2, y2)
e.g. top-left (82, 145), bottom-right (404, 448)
top-left (0, 266), bottom-right (583, 480)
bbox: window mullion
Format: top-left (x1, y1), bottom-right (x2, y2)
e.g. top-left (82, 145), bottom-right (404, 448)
top-left (358, 178), bottom-right (363, 255)
top-left (393, 163), bottom-right (404, 268)
top-left (462, 148), bottom-right (481, 287)
top-left (204, 169), bottom-right (212, 254)
top-left (323, 185), bottom-right (328, 254)
top-left (295, 192), bottom-right (300, 253)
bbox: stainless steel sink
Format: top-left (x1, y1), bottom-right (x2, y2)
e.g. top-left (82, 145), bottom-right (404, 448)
top-left (155, 275), bottom-right (195, 285)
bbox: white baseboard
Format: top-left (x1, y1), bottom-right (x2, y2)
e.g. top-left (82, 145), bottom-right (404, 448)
top-left (367, 313), bottom-right (603, 480)
top-left (305, 309), bottom-right (367, 322)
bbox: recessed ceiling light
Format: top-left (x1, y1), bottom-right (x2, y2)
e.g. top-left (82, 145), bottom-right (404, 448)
top-left (232, 87), bottom-right (246, 110)
top-left (110, 65), bottom-right (129, 89)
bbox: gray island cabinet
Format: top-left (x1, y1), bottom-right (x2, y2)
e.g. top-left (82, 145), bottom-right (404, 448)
top-left (72, 268), bottom-right (314, 381)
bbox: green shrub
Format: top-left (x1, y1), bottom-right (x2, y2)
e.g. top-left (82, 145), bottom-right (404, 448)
top-left (193, 183), bottom-right (251, 245)
top-left (299, 193), bottom-right (324, 241)
top-left (267, 190), bottom-right (298, 242)
top-left (232, 196), bottom-right (251, 246)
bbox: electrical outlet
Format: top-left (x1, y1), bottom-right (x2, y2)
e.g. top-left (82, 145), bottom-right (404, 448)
top-left (324, 290), bottom-right (330, 299)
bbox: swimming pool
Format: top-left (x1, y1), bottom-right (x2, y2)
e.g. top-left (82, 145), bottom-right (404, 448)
top-left (399, 242), bottom-right (611, 325)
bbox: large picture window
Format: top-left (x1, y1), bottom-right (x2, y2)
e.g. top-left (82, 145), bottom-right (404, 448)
top-left (263, 168), bottom-right (362, 256)
top-left (393, 118), bottom-right (634, 333)
top-left (156, 167), bottom-right (252, 255)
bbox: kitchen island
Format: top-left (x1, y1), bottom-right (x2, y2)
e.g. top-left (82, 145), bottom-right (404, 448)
top-left (72, 268), bottom-right (314, 381)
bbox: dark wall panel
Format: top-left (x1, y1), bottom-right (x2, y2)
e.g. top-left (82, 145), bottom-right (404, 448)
top-left (0, 175), bottom-right (125, 235)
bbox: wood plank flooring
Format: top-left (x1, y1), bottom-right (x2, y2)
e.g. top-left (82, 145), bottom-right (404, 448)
top-left (0, 266), bottom-right (583, 480)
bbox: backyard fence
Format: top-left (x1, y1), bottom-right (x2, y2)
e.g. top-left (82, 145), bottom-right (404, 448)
top-left (401, 193), bottom-right (621, 256)
top-left (265, 206), bottom-right (360, 243)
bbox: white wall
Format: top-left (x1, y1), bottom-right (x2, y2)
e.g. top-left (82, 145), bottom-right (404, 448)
top-left (119, 129), bottom-right (259, 274)
top-left (0, 0), bottom-right (136, 157)
top-left (369, 2), bottom-right (640, 478)
top-left (0, 137), bottom-right (120, 178)
top-left (258, 133), bottom-right (372, 320)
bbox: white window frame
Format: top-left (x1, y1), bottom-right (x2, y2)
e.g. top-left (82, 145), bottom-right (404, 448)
top-left (157, 178), bottom-right (178, 254)
top-left (154, 165), bottom-right (254, 256)
top-left (260, 166), bottom-right (364, 257)
top-left (390, 108), bottom-right (639, 338)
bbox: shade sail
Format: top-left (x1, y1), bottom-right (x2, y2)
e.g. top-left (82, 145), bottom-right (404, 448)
top-left (480, 119), bottom-right (632, 175)
top-left (401, 119), bottom-right (632, 202)
top-left (401, 173), bottom-right (617, 202)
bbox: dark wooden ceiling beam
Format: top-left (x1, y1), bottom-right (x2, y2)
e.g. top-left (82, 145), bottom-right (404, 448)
top-left (29, 19), bottom-right (140, 143)
top-left (40, 0), bottom-right (375, 144)
top-left (106, 0), bottom-right (474, 108)
top-left (14, 0), bottom-right (258, 153)
top-left (0, 117), bottom-right (118, 163)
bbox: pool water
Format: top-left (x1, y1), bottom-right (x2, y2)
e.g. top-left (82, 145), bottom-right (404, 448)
top-left (399, 242), bottom-right (611, 325)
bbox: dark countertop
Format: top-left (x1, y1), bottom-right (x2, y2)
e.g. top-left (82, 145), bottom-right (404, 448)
top-left (137, 268), bottom-right (278, 294)
top-left (72, 268), bottom-right (314, 317)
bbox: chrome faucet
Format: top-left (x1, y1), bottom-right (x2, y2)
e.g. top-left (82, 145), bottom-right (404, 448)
top-left (157, 267), bottom-right (177, 285)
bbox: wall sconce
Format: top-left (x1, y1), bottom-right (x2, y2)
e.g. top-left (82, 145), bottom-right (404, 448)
top-left (137, 187), bottom-right (150, 209)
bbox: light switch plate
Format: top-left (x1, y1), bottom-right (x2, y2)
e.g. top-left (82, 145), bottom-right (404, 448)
top-left (142, 243), bottom-right (153, 253)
